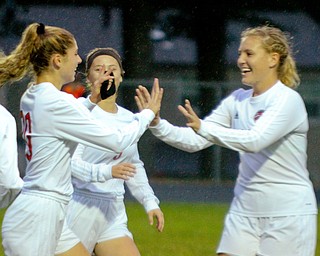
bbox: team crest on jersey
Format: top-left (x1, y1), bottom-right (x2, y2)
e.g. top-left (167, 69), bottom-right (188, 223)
top-left (254, 110), bottom-right (264, 121)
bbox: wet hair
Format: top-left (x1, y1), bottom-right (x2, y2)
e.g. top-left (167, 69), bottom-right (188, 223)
top-left (85, 47), bottom-right (124, 77)
top-left (0, 22), bottom-right (75, 87)
top-left (241, 25), bottom-right (300, 89)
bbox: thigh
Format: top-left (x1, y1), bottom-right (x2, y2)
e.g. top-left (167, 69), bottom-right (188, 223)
top-left (216, 213), bottom-right (259, 256)
top-left (94, 236), bottom-right (140, 256)
top-left (2, 193), bottom-right (65, 256)
top-left (259, 214), bottom-right (317, 256)
top-left (55, 242), bottom-right (90, 256)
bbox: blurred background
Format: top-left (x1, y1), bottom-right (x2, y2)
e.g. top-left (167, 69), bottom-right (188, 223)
top-left (1, 0), bottom-right (320, 195)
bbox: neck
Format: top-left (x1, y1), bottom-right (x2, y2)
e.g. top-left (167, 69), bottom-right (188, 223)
top-left (36, 73), bottom-right (62, 90)
top-left (252, 78), bottom-right (278, 97)
top-left (98, 98), bottom-right (117, 113)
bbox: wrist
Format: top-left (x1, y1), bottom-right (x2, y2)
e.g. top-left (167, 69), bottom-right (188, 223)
top-left (89, 94), bottom-right (99, 104)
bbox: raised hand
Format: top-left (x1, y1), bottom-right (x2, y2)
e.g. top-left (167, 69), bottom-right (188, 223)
top-left (178, 99), bottom-right (201, 132)
top-left (135, 78), bottom-right (163, 126)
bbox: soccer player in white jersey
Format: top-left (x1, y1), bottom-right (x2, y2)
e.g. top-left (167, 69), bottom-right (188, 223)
top-left (57, 48), bottom-right (164, 256)
top-left (136, 25), bottom-right (318, 256)
top-left (0, 71), bottom-right (24, 208)
top-left (0, 23), bottom-right (163, 256)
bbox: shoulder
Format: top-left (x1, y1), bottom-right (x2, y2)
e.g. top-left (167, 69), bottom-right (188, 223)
top-left (0, 105), bottom-right (15, 123)
top-left (224, 87), bottom-right (253, 103)
top-left (117, 105), bottom-right (133, 115)
top-left (0, 105), bottom-right (15, 134)
top-left (276, 82), bottom-right (304, 103)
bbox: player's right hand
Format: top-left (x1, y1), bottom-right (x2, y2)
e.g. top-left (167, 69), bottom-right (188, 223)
top-left (89, 65), bottom-right (115, 104)
top-left (111, 163), bottom-right (136, 180)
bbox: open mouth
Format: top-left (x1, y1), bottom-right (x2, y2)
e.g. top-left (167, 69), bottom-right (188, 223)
top-left (241, 68), bottom-right (251, 75)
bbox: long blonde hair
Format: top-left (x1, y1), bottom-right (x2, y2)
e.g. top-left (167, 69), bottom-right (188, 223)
top-left (241, 25), bottom-right (300, 89)
top-left (0, 23), bottom-right (75, 87)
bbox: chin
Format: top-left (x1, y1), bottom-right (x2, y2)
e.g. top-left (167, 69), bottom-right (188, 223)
top-left (241, 80), bottom-right (253, 87)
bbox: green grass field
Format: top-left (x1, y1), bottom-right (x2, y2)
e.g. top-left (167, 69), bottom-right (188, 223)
top-left (0, 202), bottom-right (318, 255)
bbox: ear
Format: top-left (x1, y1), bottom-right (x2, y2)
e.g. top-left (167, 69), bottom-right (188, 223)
top-left (52, 54), bottom-right (62, 69)
top-left (269, 52), bottom-right (280, 69)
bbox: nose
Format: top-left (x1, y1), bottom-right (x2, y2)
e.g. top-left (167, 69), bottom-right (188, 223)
top-left (237, 53), bottom-right (245, 67)
top-left (78, 55), bottom-right (82, 64)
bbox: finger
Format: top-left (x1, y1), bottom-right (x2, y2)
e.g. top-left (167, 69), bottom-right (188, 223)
top-left (184, 99), bottom-right (197, 116)
top-left (140, 86), bottom-right (152, 103)
top-left (106, 66), bottom-right (116, 74)
top-left (157, 87), bottom-right (164, 105)
top-left (156, 214), bottom-right (164, 232)
top-left (121, 174), bottom-right (130, 180)
top-left (135, 95), bottom-right (143, 111)
top-left (177, 105), bottom-right (189, 117)
top-left (135, 88), bottom-right (147, 108)
top-left (151, 78), bottom-right (160, 101)
top-left (152, 86), bottom-right (163, 112)
top-left (121, 163), bottom-right (136, 169)
top-left (100, 64), bottom-right (106, 75)
top-left (151, 78), bottom-right (159, 98)
top-left (148, 213), bottom-right (154, 226)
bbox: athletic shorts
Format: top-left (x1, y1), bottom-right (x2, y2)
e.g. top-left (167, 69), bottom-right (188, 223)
top-left (217, 212), bottom-right (317, 256)
top-left (2, 192), bottom-right (77, 256)
top-left (55, 218), bottom-right (81, 254)
top-left (58, 190), bottom-right (133, 254)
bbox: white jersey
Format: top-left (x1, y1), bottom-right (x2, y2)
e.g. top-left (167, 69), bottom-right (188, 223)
top-left (0, 105), bottom-right (23, 208)
top-left (71, 104), bottom-right (159, 212)
top-left (150, 81), bottom-right (317, 217)
top-left (19, 82), bottom-right (154, 202)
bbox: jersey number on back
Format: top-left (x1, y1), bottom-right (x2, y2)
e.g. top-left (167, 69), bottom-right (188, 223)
top-left (20, 111), bottom-right (32, 161)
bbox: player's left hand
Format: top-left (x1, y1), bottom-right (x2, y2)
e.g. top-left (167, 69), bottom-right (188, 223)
top-left (178, 99), bottom-right (201, 132)
top-left (147, 208), bottom-right (164, 232)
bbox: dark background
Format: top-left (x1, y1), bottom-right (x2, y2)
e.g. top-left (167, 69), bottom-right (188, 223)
top-left (1, 0), bottom-right (320, 188)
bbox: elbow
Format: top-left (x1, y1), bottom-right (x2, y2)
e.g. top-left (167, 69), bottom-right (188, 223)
top-left (242, 143), bottom-right (264, 153)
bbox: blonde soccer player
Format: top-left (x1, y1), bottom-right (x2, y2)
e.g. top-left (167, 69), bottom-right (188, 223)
top-left (136, 25), bottom-right (318, 256)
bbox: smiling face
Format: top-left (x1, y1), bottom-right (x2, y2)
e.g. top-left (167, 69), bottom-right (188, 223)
top-left (60, 40), bottom-right (82, 85)
top-left (87, 54), bottom-right (123, 95)
top-left (237, 35), bottom-right (279, 93)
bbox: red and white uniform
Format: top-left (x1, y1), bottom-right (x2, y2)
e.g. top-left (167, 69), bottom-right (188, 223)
top-left (60, 104), bottom-right (159, 253)
top-left (2, 82), bottom-right (154, 256)
top-left (150, 81), bottom-right (317, 255)
top-left (151, 81), bottom-right (317, 216)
